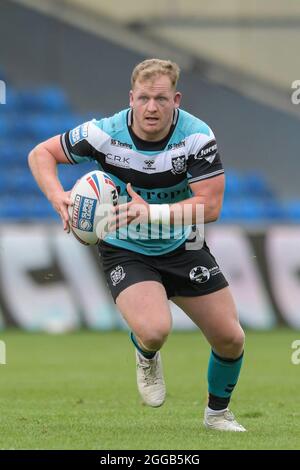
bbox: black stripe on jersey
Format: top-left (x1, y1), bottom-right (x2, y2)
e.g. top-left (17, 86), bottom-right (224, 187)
top-left (187, 151), bottom-right (223, 183)
top-left (127, 109), bottom-right (179, 152)
top-left (92, 151), bottom-right (187, 189)
top-left (60, 133), bottom-right (75, 164)
top-left (62, 129), bottom-right (187, 189)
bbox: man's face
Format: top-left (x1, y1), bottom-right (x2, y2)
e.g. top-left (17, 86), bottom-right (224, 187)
top-left (129, 75), bottom-right (181, 141)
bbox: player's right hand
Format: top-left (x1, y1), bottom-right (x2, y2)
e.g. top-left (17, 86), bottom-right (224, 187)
top-left (49, 190), bottom-right (73, 233)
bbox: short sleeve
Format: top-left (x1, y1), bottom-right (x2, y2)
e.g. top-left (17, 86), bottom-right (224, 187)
top-left (187, 130), bottom-right (224, 183)
top-left (60, 121), bottom-right (97, 164)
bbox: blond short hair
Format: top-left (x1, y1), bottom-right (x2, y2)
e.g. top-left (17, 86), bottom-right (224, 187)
top-left (131, 59), bottom-right (180, 89)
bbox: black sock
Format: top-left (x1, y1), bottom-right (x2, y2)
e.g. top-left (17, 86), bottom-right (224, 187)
top-left (208, 393), bottom-right (230, 411)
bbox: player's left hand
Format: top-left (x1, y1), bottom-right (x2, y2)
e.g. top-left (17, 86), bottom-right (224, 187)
top-left (108, 183), bottom-right (149, 231)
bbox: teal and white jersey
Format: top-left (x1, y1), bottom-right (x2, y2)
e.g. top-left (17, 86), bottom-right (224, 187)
top-left (61, 108), bottom-right (224, 255)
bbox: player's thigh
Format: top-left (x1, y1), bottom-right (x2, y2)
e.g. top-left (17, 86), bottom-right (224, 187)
top-left (117, 280), bottom-right (173, 339)
top-left (172, 287), bottom-right (244, 348)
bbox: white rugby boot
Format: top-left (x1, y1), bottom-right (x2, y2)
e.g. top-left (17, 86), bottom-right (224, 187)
top-left (203, 407), bottom-right (246, 432)
top-left (136, 350), bottom-right (166, 407)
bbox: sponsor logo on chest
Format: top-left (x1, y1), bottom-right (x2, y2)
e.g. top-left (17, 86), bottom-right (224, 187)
top-left (105, 153), bottom-right (130, 169)
top-left (110, 139), bottom-right (132, 150)
top-left (143, 159), bottom-right (156, 171)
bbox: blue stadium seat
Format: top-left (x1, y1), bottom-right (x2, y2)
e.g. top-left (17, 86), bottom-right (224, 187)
top-left (221, 199), bottom-right (259, 222)
top-left (0, 116), bottom-right (9, 137)
top-left (20, 197), bottom-right (58, 219)
top-left (261, 200), bottom-right (285, 220)
top-left (219, 201), bottom-right (237, 222)
top-left (244, 172), bottom-right (274, 198)
top-left (284, 200), bottom-right (300, 221)
top-left (221, 198), bottom-right (286, 222)
top-left (0, 196), bottom-right (57, 220)
top-left (59, 172), bottom-right (80, 190)
top-left (0, 168), bottom-right (40, 194)
top-left (17, 114), bottom-right (83, 141)
top-left (0, 143), bottom-right (28, 165)
top-left (0, 78), bottom-right (100, 221)
top-left (18, 87), bottom-right (69, 112)
top-left (58, 162), bottom-right (97, 190)
top-left (0, 196), bottom-right (25, 219)
top-left (224, 170), bottom-right (244, 198)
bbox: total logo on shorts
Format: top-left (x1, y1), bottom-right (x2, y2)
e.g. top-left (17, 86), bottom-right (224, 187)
top-left (189, 265), bottom-right (221, 284)
top-left (189, 266), bottom-right (211, 284)
top-left (110, 265), bottom-right (126, 286)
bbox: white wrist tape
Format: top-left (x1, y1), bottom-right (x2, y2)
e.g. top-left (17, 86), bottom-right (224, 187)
top-left (149, 204), bottom-right (170, 225)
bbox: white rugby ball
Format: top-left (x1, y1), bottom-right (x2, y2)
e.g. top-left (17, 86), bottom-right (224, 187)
top-left (68, 170), bottom-right (118, 245)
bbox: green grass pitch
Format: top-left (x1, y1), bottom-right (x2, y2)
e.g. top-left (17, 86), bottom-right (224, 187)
top-left (0, 329), bottom-right (299, 450)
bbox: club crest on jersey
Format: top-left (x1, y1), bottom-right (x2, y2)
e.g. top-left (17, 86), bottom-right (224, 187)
top-left (110, 265), bottom-right (126, 286)
top-left (171, 155), bottom-right (186, 175)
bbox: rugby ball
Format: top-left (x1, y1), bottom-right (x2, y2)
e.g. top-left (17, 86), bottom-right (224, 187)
top-left (68, 170), bottom-right (118, 245)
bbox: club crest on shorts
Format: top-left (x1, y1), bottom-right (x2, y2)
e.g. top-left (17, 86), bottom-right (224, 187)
top-left (189, 266), bottom-right (210, 284)
top-left (171, 155), bottom-right (186, 174)
top-left (110, 265), bottom-right (126, 286)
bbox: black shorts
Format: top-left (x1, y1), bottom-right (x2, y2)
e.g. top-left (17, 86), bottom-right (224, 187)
top-left (99, 242), bottom-right (228, 301)
top-left (98, 239), bottom-right (228, 303)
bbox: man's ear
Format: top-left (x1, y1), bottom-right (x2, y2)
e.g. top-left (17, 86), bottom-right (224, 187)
top-left (174, 91), bottom-right (182, 108)
top-left (129, 90), bottom-right (134, 107)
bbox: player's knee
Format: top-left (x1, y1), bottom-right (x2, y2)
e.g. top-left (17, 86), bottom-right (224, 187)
top-left (231, 327), bottom-right (245, 354)
top-left (139, 326), bottom-right (170, 351)
top-left (215, 326), bottom-right (245, 358)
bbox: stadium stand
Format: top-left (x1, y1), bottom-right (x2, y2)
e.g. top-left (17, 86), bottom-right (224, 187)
top-left (0, 82), bottom-right (97, 221)
top-left (0, 77), bottom-right (299, 223)
top-left (0, 1), bottom-right (299, 223)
